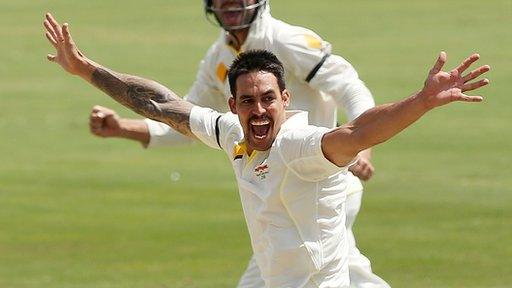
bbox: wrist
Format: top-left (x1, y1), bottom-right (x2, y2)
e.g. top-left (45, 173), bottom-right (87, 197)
top-left (77, 58), bottom-right (98, 81)
top-left (117, 119), bottom-right (150, 145)
top-left (117, 118), bottom-right (133, 138)
top-left (412, 90), bottom-right (434, 112)
top-left (359, 149), bottom-right (372, 161)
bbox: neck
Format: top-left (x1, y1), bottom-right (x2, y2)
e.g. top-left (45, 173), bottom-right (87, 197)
top-left (226, 28), bottom-right (249, 51)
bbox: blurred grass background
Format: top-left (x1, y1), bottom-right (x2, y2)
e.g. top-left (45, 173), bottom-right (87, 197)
top-left (0, 0), bottom-right (510, 287)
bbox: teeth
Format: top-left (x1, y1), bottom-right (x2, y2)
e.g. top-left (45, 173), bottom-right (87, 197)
top-left (250, 118), bottom-right (270, 140)
top-left (250, 119), bottom-right (270, 126)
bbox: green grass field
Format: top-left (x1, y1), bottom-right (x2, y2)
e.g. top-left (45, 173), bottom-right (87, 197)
top-left (1, 0), bottom-right (511, 287)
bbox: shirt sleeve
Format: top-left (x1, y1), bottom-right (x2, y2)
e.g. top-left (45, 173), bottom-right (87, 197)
top-left (189, 106), bottom-right (241, 152)
top-left (308, 54), bottom-right (375, 121)
top-left (144, 119), bottom-right (193, 148)
top-left (185, 45), bottom-right (229, 111)
top-left (273, 25), bottom-right (332, 83)
top-left (145, 44), bottom-right (228, 148)
top-left (276, 127), bottom-right (356, 182)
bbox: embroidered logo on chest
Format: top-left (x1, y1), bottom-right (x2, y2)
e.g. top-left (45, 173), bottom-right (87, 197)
top-left (254, 162), bottom-right (269, 180)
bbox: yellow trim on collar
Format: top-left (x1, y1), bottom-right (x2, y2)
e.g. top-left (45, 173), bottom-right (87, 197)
top-left (232, 141), bottom-right (257, 162)
top-left (233, 142), bottom-right (246, 158)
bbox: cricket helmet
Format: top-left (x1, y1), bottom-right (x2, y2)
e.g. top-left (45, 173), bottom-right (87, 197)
top-left (203, 0), bottom-right (268, 31)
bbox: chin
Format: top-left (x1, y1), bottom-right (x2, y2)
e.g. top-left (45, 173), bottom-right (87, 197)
top-left (249, 137), bottom-right (273, 151)
top-left (221, 15), bottom-right (243, 26)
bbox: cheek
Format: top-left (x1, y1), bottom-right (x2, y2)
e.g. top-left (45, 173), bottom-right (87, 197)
top-left (236, 105), bottom-right (250, 116)
top-left (269, 109), bottom-right (280, 121)
top-left (236, 108), bottom-right (251, 123)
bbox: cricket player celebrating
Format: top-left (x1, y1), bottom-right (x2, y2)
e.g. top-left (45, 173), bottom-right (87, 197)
top-left (44, 12), bottom-right (490, 288)
top-left (87, 1), bottom-right (383, 286)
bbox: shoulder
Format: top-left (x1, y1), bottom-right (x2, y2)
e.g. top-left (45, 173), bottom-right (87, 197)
top-left (200, 32), bottom-right (226, 66)
top-left (203, 43), bottom-right (220, 61)
top-left (190, 107), bottom-right (242, 151)
top-left (275, 126), bottom-right (330, 157)
top-left (218, 112), bottom-right (241, 131)
top-left (278, 125), bottom-right (328, 142)
top-left (269, 18), bottom-right (330, 54)
top-left (275, 126), bottom-right (343, 182)
top-left (265, 18), bottom-right (332, 77)
top-left (276, 125), bottom-right (330, 151)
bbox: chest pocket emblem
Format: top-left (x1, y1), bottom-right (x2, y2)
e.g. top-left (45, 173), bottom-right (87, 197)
top-left (254, 163), bottom-right (269, 180)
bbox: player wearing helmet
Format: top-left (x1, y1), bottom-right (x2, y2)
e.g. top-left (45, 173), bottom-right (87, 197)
top-left (203, 0), bottom-right (267, 31)
top-left (89, 1), bottom-right (389, 287)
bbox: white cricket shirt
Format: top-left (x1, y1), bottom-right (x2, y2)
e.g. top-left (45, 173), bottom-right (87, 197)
top-left (146, 8), bottom-right (372, 194)
top-left (190, 106), bottom-right (352, 288)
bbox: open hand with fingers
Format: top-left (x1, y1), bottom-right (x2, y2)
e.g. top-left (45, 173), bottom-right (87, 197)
top-left (43, 13), bottom-right (94, 79)
top-left (419, 52), bottom-right (490, 109)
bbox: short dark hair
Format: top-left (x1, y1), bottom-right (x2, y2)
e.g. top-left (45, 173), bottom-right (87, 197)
top-left (228, 50), bottom-right (286, 97)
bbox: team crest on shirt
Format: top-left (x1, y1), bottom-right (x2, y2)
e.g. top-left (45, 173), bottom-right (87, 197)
top-left (254, 161), bottom-right (269, 180)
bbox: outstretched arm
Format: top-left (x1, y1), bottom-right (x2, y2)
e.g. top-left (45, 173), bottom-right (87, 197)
top-left (44, 13), bottom-right (195, 138)
top-left (322, 52), bottom-right (490, 167)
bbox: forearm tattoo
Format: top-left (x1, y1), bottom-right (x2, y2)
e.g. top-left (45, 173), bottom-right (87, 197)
top-left (91, 67), bottom-right (194, 138)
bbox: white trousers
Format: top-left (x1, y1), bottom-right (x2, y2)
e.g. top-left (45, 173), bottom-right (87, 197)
top-left (345, 192), bottom-right (390, 288)
top-left (236, 191), bottom-right (390, 288)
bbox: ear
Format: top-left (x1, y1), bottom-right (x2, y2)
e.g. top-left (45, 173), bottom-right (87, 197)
top-left (228, 97), bottom-right (237, 114)
top-left (281, 89), bottom-right (291, 107)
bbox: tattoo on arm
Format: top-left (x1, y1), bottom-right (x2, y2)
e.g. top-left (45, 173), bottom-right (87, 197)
top-left (91, 67), bottom-right (195, 138)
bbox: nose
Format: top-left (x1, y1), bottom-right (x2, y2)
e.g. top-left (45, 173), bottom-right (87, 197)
top-left (253, 101), bottom-right (266, 116)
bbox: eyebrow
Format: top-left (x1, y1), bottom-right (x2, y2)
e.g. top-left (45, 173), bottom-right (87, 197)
top-left (239, 94), bottom-right (254, 100)
top-left (262, 89), bottom-right (275, 96)
top-left (239, 89), bottom-right (275, 100)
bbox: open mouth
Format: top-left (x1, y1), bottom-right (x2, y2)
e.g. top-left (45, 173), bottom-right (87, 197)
top-left (250, 117), bottom-right (271, 140)
top-left (221, 10), bottom-right (243, 25)
top-left (220, 3), bottom-right (244, 21)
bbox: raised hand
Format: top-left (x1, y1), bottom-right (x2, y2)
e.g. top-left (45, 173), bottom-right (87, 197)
top-left (89, 105), bottom-right (123, 138)
top-left (420, 52), bottom-right (490, 109)
top-left (44, 13), bottom-right (92, 78)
